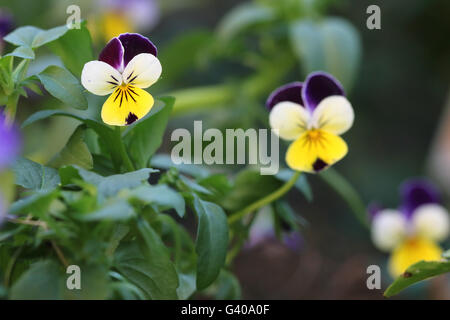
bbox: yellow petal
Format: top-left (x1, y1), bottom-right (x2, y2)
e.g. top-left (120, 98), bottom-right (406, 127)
top-left (286, 129), bottom-right (348, 173)
top-left (101, 85), bottom-right (154, 126)
top-left (311, 96), bottom-right (354, 135)
top-left (388, 237), bottom-right (442, 278)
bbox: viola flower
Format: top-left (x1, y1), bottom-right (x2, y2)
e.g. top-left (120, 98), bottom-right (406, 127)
top-left (81, 33), bottom-right (162, 126)
top-left (246, 209), bottom-right (304, 252)
top-left (90, 0), bottom-right (159, 42)
top-left (267, 72), bottom-right (354, 173)
top-left (0, 111), bottom-right (21, 170)
top-left (371, 179), bottom-right (449, 277)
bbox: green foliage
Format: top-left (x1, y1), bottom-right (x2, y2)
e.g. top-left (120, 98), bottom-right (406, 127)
top-left (12, 157), bottom-right (60, 191)
top-left (193, 197), bottom-right (229, 290)
top-left (289, 17), bottom-right (361, 90)
top-left (48, 21), bottom-right (94, 77)
top-left (37, 66), bottom-right (88, 110)
top-left (385, 260), bottom-right (450, 297)
top-left (124, 97), bottom-right (174, 169)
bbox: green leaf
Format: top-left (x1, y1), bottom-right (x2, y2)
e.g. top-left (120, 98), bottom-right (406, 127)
top-left (63, 264), bottom-right (110, 300)
top-left (60, 166), bottom-right (157, 201)
top-left (79, 200), bottom-right (135, 221)
top-left (129, 184), bottom-right (185, 217)
top-left (8, 189), bottom-right (58, 216)
top-left (384, 260), bottom-right (450, 297)
top-left (37, 65), bottom-right (88, 110)
top-left (10, 260), bottom-right (62, 300)
top-left (49, 125), bottom-right (93, 169)
top-left (289, 17), bottom-right (361, 90)
top-left (217, 2), bottom-right (275, 41)
top-left (115, 224), bottom-right (179, 299)
top-left (276, 169), bottom-right (312, 202)
top-left (193, 197), bottom-right (229, 290)
top-left (48, 21), bottom-right (93, 77)
top-left (4, 26), bottom-right (42, 47)
top-left (215, 270), bottom-right (242, 300)
top-left (31, 25), bottom-right (68, 48)
top-left (124, 97), bottom-right (174, 169)
top-left (11, 157), bottom-right (60, 191)
top-left (21, 103), bottom-right (122, 169)
top-left (4, 25), bottom-right (68, 49)
top-left (5, 46), bottom-right (35, 59)
top-left (150, 154), bottom-right (210, 179)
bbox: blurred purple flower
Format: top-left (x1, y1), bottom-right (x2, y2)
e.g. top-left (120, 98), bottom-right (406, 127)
top-left (0, 111), bottom-right (21, 169)
top-left (246, 210), bottom-right (304, 252)
top-left (282, 231), bottom-right (304, 252)
top-left (99, 0), bottom-right (160, 30)
top-left (400, 179), bottom-right (440, 219)
top-left (0, 9), bottom-right (13, 53)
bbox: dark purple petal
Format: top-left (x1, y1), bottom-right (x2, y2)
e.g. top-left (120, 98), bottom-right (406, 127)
top-left (367, 202), bottom-right (383, 220)
top-left (118, 33), bottom-right (157, 67)
top-left (0, 10), bottom-right (13, 37)
top-left (99, 37), bottom-right (124, 71)
top-left (282, 231), bottom-right (303, 252)
top-left (302, 71), bottom-right (345, 111)
top-left (400, 179), bottom-right (441, 218)
top-left (266, 82), bottom-right (304, 110)
top-left (0, 112), bottom-right (21, 169)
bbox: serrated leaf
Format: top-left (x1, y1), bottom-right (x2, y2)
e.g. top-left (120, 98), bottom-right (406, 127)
top-left (11, 157), bottom-right (60, 191)
top-left (384, 260), bottom-right (450, 297)
top-left (37, 65), bottom-right (87, 110)
top-left (193, 197), bottom-right (229, 290)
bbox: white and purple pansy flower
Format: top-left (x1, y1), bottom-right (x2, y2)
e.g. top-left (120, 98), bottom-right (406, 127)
top-left (81, 33), bottom-right (162, 126)
top-left (267, 72), bottom-right (354, 173)
top-left (370, 179), bottom-right (449, 277)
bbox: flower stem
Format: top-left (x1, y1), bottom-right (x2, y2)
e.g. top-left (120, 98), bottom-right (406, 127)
top-left (319, 168), bottom-right (369, 229)
top-left (228, 171), bottom-right (301, 225)
top-left (115, 126), bottom-right (135, 172)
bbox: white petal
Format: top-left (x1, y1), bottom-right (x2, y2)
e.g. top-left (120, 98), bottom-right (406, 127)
top-left (371, 209), bottom-right (407, 252)
top-left (269, 101), bottom-right (310, 141)
top-left (311, 95), bottom-right (354, 135)
top-left (412, 204), bottom-right (449, 242)
top-left (81, 61), bottom-right (122, 96)
top-left (122, 53), bottom-right (162, 88)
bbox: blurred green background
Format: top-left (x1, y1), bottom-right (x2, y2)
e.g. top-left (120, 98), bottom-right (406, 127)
top-left (1, 0), bottom-right (450, 299)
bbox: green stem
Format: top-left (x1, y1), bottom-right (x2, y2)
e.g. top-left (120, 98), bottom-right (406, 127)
top-left (115, 126), bottom-right (135, 172)
top-left (228, 171), bottom-right (301, 225)
top-left (319, 168), bottom-right (369, 229)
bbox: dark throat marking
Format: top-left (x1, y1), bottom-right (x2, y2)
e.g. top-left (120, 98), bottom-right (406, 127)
top-left (312, 158), bottom-right (328, 172)
top-left (125, 112), bottom-right (138, 125)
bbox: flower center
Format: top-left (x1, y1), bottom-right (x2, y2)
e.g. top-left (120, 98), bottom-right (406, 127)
top-left (306, 129), bottom-right (321, 141)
